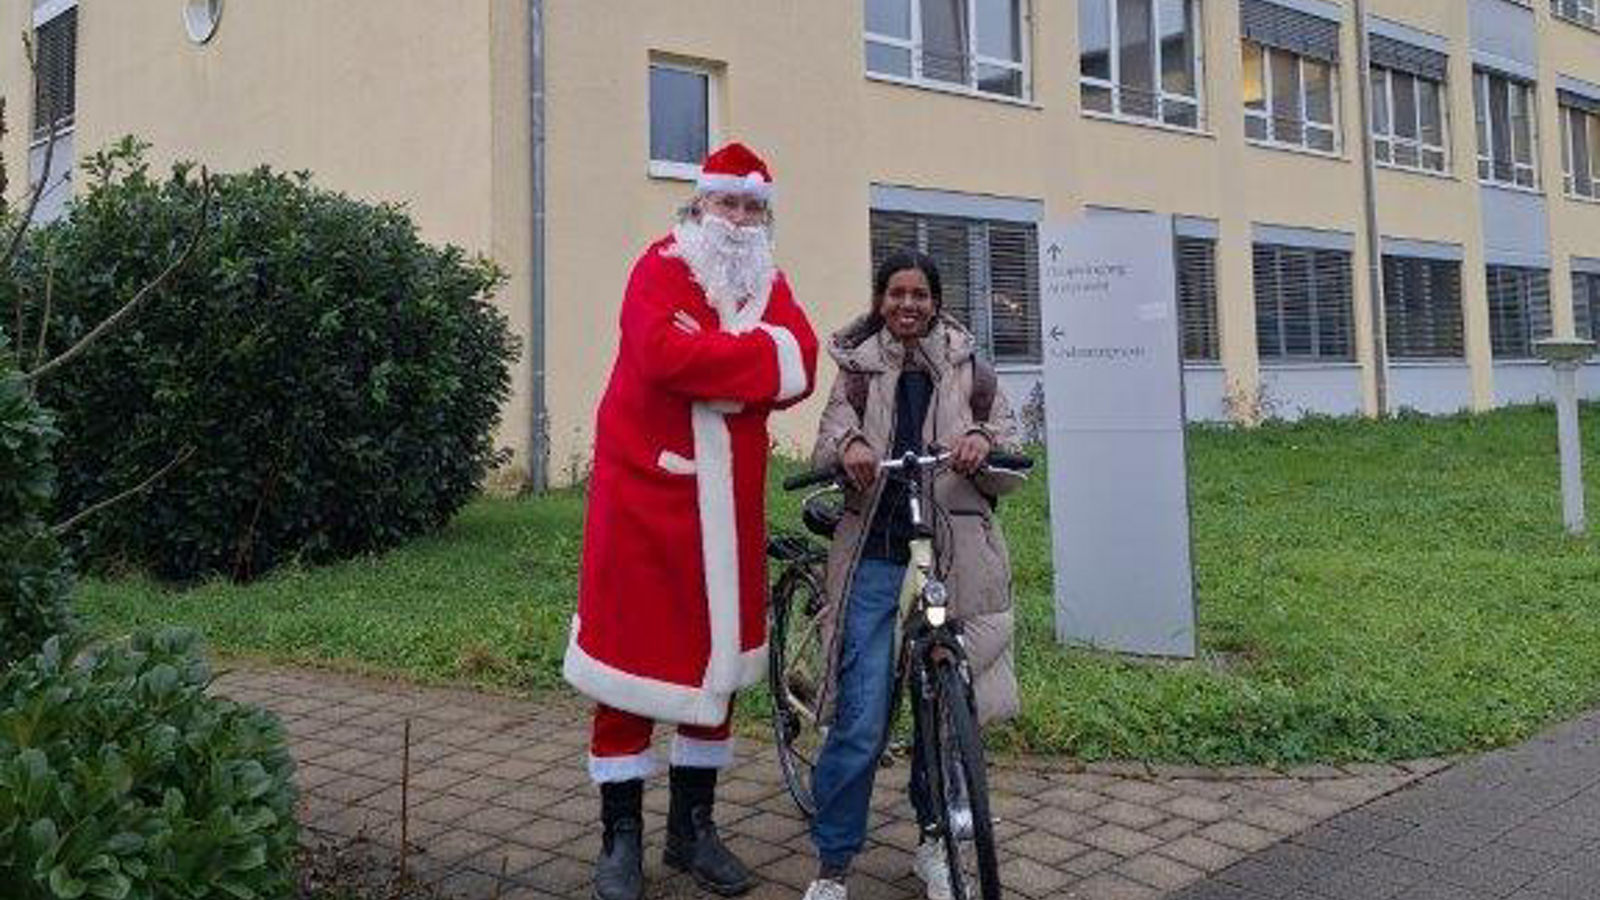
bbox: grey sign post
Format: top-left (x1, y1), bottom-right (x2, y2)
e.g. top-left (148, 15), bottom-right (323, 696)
top-left (1039, 213), bottom-right (1196, 658)
top-left (1533, 337), bottom-right (1596, 535)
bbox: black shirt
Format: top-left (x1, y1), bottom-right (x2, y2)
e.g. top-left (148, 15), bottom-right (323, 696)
top-left (862, 368), bottom-right (933, 564)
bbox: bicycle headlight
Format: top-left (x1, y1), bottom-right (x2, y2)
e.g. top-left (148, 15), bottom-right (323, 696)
top-left (923, 580), bottom-right (948, 607)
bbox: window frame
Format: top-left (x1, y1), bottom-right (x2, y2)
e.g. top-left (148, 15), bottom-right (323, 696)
top-left (1175, 234), bottom-right (1221, 363)
top-left (1381, 255), bottom-right (1466, 360)
top-left (1242, 40), bottom-right (1341, 156)
top-left (646, 58), bottom-right (718, 181)
top-left (1560, 101), bottom-right (1600, 200)
top-left (1253, 242), bottom-right (1356, 363)
top-left (864, 0), bottom-right (1033, 101)
top-left (1475, 70), bottom-right (1540, 190)
top-left (1485, 265), bottom-right (1553, 359)
top-left (29, 3), bottom-right (76, 145)
top-left (1078, 0), bottom-right (1206, 130)
top-left (1553, 0), bottom-right (1600, 29)
top-left (1370, 65), bottom-right (1449, 175)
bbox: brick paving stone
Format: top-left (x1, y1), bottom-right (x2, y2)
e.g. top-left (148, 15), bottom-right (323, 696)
top-left (1064, 848), bottom-right (1122, 877)
top-left (1038, 785), bottom-right (1111, 812)
top-left (1089, 799), bottom-right (1163, 831)
top-left (1081, 823), bottom-right (1164, 858)
top-left (1163, 795), bottom-right (1232, 822)
top-left (1116, 852), bottom-right (1204, 890)
top-left (1020, 806), bottom-right (1101, 838)
top-left (411, 793), bottom-right (481, 824)
top-left (1010, 828), bottom-right (1090, 865)
top-left (1066, 871), bottom-right (1163, 899)
top-left (1148, 816), bottom-right (1201, 841)
top-left (447, 775), bottom-right (519, 803)
top-left (1002, 855), bottom-right (1074, 898)
top-left (1157, 835), bottom-right (1244, 873)
top-left (1235, 803), bottom-right (1315, 836)
top-left (1102, 780), bottom-right (1179, 806)
top-left (1196, 821), bottom-right (1282, 853)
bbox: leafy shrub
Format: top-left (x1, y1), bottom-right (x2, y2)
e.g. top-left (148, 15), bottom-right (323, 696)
top-left (0, 330), bottom-right (74, 669)
top-left (3, 140), bottom-right (519, 581)
top-left (0, 628), bottom-right (298, 899)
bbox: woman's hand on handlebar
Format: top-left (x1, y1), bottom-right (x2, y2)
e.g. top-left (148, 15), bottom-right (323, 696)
top-left (840, 438), bottom-right (878, 492)
top-left (950, 431), bottom-right (992, 476)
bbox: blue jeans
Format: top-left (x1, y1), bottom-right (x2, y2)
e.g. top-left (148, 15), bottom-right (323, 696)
top-left (810, 558), bottom-right (933, 870)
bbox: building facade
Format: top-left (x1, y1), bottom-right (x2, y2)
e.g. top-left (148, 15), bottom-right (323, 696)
top-left (5, 0), bottom-right (1600, 488)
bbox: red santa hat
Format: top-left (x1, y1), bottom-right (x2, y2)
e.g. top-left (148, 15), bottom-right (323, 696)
top-left (696, 142), bottom-right (773, 201)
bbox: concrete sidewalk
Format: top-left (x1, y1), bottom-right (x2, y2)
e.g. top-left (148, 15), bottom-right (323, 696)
top-left (1169, 709), bottom-right (1600, 900)
top-left (217, 664), bottom-right (1438, 900)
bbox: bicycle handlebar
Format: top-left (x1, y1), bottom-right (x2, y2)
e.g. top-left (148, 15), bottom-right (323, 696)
top-left (781, 450), bottom-right (1034, 492)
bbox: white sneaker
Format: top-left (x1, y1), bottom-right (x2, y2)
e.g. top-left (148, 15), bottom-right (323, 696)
top-left (912, 839), bottom-right (952, 900)
top-left (802, 878), bottom-right (847, 900)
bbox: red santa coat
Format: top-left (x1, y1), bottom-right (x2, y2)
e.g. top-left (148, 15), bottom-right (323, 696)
top-left (563, 235), bottom-right (819, 726)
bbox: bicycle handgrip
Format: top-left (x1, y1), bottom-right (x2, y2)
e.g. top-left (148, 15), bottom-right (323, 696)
top-left (985, 451), bottom-right (1034, 471)
top-left (783, 465), bottom-right (840, 491)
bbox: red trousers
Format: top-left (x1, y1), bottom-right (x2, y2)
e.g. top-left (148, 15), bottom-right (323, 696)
top-left (588, 700), bottom-right (734, 783)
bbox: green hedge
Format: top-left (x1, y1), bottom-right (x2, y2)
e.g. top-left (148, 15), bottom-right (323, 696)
top-left (0, 331), bottom-right (73, 669)
top-left (3, 142), bottom-right (519, 581)
top-left (0, 628), bottom-right (298, 899)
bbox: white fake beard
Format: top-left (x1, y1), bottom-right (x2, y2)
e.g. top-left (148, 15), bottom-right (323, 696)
top-left (669, 215), bottom-right (776, 324)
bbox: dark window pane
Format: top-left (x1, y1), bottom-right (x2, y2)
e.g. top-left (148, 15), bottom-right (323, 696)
top-left (1080, 0), bottom-right (1112, 81)
top-left (1083, 84), bottom-right (1114, 112)
top-left (1159, 0), bottom-right (1195, 98)
top-left (1118, 0), bottom-right (1156, 118)
top-left (649, 66), bottom-right (708, 165)
top-left (867, 0), bottom-right (912, 37)
top-left (1270, 49), bottom-right (1302, 144)
top-left (977, 64), bottom-right (1023, 97)
top-left (1392, 72), bottom-right (1418, 140)
top-left (920, 0), bottom-right (969, 84)
top-left (976, 0), bottom-right (1021, 63)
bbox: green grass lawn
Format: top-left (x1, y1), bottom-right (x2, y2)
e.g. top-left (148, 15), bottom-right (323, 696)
top-left (78, 405), bottom-right (1600, 765)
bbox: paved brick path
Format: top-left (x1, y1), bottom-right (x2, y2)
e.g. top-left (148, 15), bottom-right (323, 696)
top-left (1168, 709), bottom-right (1600, 900)
top-left (217, 664), bottom-right (1441, 899)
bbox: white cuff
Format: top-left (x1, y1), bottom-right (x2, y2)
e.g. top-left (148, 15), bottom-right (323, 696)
top-left (670, 735), bottom-right (735, 769)
top-left (756, 323), bottom-right (806, 402)
top-left (588, 752), bottom-right (660, 783)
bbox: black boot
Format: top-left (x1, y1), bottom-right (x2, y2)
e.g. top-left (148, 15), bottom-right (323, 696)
top-left (663, 766), bottom-right (754, 896)
top-left (594, 779), bottom-right (644, 900)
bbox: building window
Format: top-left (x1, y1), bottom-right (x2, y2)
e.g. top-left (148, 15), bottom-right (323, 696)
top-left (1574, 271), bottom-right (1600, 342)
top-left (1371, 66), bottom-right (1448, 174)
top-left (1383, 256), bottom-right (1464, 359)
top-left (869, 209), bottom-right (1041, 364)
top-left (1474, 71), bottom-right (1539, 189)
top-left (1242, 41), bottom-right (1339, 153)
top-left (1253, 243), bottom-right (1354, 362)
top-left (864, 0), bottom-right (1029, 99)
top-left (1486, 265), bottom-right (1552, 359)
top-left (648, 60), bottom-right (715, 179)
top-left (31, 6), bottom-right (76, 141)
top-left (1079, 0), bottom-right (1203, 128)
top-left (1176, 235), bottom-right (1219, 361)
top-left (1554, 0), bottom-right (1599, 28)
top-left (1559, 96), bottom-right (1600, 200)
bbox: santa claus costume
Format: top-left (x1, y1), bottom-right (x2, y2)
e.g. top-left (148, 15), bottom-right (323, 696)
top-left (563, 143), bottom-right (818, 900)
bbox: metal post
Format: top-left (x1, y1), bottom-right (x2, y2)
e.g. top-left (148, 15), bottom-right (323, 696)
top-left (1554, 361), bottom-right (1586, 535)
top-left (1352, 0), bottom-right (1388, 417)
top-left (527, 0), bottom-right (549, 492)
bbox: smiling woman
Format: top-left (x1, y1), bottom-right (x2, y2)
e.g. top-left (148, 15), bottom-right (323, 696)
top-left (183, 0), bottom-right (223, 44)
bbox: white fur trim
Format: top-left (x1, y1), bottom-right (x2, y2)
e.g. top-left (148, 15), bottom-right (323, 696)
top-left (588, 751), bottom-right (660, 783)
top-left (657, 450), bottom-right (697, 475)
top-left (738, 643), bottom-right (768, 686)
top-left (754, 323), bottom-right (806, 402)
top-left (670, 735), bottom-right (735, 769)
top-left (696, 171), bottom-right (773, 199)
top-left (564, 617), bottom-right (735, 727)
top-left (727, 270), bottom-right (776, 334)
top-left (691, 404), bottom-right (742, 694)
top-left (707, 400), bottom-right (744, 414)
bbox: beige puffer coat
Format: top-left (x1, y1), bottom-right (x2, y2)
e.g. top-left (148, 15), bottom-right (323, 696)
top-left (809, 314), bottom-right (1024, 727)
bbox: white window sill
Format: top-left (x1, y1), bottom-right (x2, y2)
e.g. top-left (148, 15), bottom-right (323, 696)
top-left (1552, 13), bottom-right (1600, 34)
top-left (27, 125), bottom-right (75, 151)
top-left (1375, 160), bottom-right (1457, 182)
top-left (1259, 360), bottom-right (1361, 370)
top-left (1182, 361), bottom-right (1225, 370)
top-left (1478, 179), bottom-right (1544, 197)
top-left (1245, 139), bottom-right (1347, 163)
top-left (865, 72), bottom-right (1041, 110)
top-left (1389, 358), bottom-right (1469, 368)
top-left (1082, 110), bottom-right (1214, 140)
top-left (1562, 190), bottom-right (1600, 206)
top-left (648, 160), bottom-right (699, 182)
top-left (1492, 357), bottom-right (1554, 366)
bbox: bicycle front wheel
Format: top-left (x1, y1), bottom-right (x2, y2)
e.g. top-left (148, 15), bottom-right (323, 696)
top-left (931, 659), bottom-right (1001, 900)
top-left (768, 564), bottom-right (828, 818)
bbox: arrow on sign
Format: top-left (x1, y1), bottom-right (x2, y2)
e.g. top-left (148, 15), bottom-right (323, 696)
top-left (1049, 326), bottom-right (1064, 341)
top-left (1047, 243), bottom-right (1063, 261)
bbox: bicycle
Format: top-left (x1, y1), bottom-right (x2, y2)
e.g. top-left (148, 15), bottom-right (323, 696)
top-left (766, 448), bottom-right (1032, 900)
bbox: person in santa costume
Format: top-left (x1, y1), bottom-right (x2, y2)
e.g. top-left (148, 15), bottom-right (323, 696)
top-left (563, 142), bottom-right (819, 900)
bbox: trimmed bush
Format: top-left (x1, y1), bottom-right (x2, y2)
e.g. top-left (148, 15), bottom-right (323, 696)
top-left (3, 141), bottom-right (519, 581)
top-left (0, 331), bottom-right (73, 669)
top-left (0, 628), bottom-right (298, 899)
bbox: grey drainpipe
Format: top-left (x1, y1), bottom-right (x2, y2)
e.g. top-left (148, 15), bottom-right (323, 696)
top-left (527, 0), bottom-right (549, 491)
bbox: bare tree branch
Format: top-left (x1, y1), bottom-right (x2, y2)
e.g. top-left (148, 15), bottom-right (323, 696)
top-left (32, 260), bottom-right (52, 366)
top-left (2, 30), bottom-right (62, 276)
top-left (25, 168), bottom-right (212, 384)
top-left (52, 444), bottom-right (195, 536)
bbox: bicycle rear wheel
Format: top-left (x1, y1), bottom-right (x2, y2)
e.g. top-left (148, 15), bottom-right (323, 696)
top-left (931, 659), bottom-right (1001, 900)
top-left (768, 563), bottom-right (828, 818)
